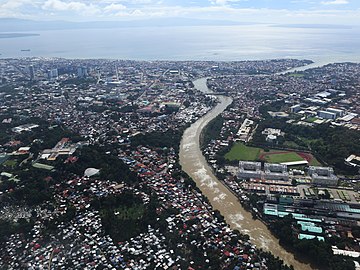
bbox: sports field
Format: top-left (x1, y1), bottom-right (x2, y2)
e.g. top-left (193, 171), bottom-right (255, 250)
top-left (261, 151), bottom-right (304, 163)
top-left (225, 143), bottom-right (321, 165)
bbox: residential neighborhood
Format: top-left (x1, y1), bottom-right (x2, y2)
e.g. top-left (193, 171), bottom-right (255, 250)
top-left (0, 57), bottom-right (359, 269)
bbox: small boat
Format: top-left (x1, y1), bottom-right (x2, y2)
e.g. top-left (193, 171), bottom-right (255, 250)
top-left (21, 49), bottom-right (31, 52)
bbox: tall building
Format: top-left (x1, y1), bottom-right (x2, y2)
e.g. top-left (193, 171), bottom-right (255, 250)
top-left (29, 65), bottom-right (35, 81)
top-left (48, 68), bottom-right (58, 81)
top-left (77, 67), bottom-right (88, 78)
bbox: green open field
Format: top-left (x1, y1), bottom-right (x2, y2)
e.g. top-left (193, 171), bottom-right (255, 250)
top-left (225, 143), bottom-right (261, 161)
top-left (225, 142), bottom-right (321, 165)
top-left (3, 159), bottom-right (17, 168)
top-left (305, 117), bottom-right (318, 123)
top-left (262, 152), bottom-right (304, 163)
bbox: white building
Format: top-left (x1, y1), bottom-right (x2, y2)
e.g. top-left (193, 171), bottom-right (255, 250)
top-left (239, 162), bottom-right (290, 181)
top-left (262, 128), bottom-right (284, 143)
top-left (264, 163), bottom-right (289, 181)
top-left (238, 161), bottom-right (262, 179)
top-left (308, 166), bottom-right (338, 186)
top-left (317, 110), bottom-right (337, 120)
top-left (236, 118), bottom-right (254, 142)
top-left (262, 128), bottom-right (284, 137)
top-left (326, 108), bottom-right (344, 117)
top-left (345, 155), bottom-right (360, 168)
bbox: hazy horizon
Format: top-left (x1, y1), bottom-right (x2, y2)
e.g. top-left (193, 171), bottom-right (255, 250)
top-left (1, 24), bottom-right (360, 63)
top-left (1, 0), bottom-right (360, 63)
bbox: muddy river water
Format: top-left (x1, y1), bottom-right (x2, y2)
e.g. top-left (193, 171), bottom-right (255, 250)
top-left (179, 78), bottom-right (313, 270)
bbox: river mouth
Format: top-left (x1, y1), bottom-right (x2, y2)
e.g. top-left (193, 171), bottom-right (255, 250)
top-left (179, 77), bottom-right (313, 270)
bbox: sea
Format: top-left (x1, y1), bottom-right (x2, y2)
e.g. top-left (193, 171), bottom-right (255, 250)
top-left (1, 24), bottom-right (360, 64)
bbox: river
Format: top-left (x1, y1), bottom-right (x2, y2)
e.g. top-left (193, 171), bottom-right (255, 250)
top-left (179, 77), bottom-right (313, 270)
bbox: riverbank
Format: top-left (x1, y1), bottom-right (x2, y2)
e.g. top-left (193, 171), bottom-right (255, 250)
top-left (179, 77), bottom-right (313, 270)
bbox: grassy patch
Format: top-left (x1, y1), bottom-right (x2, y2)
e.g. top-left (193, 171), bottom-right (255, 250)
top-left (225, 143), bottom-right (261, 161)
top-left (263, 152), bottom-right (304, 163)
top-left (3, 159), bottom-right (17, 168)
top-left (305, 117), bottom-right (318, 123)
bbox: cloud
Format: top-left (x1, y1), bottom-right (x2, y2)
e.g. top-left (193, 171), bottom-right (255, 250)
top-left (0, 0), bottom-right (359, 25)
top-left (321, 0), bottom-right (349, 5)
top-left (210, 0), bottom-right (246, 6)
top-left (42, 0), bottom-right (96, 12)
top-left (290, 0), bottom-right (316, 3)
top-left (0, 0), bottom-right (41, 18)
top-left (104, 3), bottom-right (127, 12)
top-left (0, 0), bottom-right (37, 9)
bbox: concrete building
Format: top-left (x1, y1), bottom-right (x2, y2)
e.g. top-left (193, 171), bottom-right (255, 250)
top-left (262, 128), bottom-right (284, 143)
top-left (29, 65), bottom-right (35, 81)
top-left (345, 154), bottom-right (360, 168)
top-left (317, 110), bottom-right (337, 120)
top-left (290, 104), bottom-right (301, 113)
top-left (238, 161), bottom-right (262, 179)
top-left (326, 107), bottom-right (344, 117)
top-left (264, 163), bottom-right (289, 181)
top-left (77, 67), bottom-right (88, 78)
top-left (238, 162), bottom-right (290, 181)
top-left (236, 118), bottom-right (254, 142)
top-left (48, 68), bottom-right (58, 81)
top-left (316, 91), bottom-right (332, 99)
top-left (262, 128), bottom-right (284, 136)
top-left (265, 134), bottom-right (277, 143)
top-left (308, 166), bottom-right (338, 186)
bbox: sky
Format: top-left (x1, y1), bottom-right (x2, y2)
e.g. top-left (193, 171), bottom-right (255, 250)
top-left (0, 0), bottom-right (359, 25)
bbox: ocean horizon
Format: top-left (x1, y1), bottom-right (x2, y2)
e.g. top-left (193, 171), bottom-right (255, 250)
top-left (1, 24), bottom-right (360, 64)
